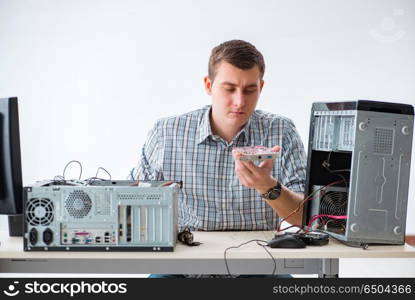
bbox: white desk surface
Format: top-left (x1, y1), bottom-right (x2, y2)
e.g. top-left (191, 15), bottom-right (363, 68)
top-left (1, 231), bottom-right (414, 260)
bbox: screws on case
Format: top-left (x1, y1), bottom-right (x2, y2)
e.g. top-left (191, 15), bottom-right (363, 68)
top-left (401, 126), bottom-right (410, 135)
top-left (358, 122), bottom-right (368, 131)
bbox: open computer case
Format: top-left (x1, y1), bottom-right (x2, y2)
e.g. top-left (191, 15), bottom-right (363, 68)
top-left (303, 100), bottom-right (414, 245)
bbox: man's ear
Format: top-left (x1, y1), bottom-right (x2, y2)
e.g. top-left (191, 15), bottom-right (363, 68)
top-left (259, 79), bottom-right (265, 93)
top-left (204, 76), bottom-right (212, 96)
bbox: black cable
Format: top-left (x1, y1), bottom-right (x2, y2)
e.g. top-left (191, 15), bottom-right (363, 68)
top-left (323, 151), bottom-right (350, 188)
top-left (62, 160), bottom-right (83, 180)
top-left (224, 239), bottom-right (277, 277)
top-left (331, 235), bottom-right (369, 249)
top-left (258, 242), bottom-right (278, 274)
top-left (313, 229), bottom-right (368, 249)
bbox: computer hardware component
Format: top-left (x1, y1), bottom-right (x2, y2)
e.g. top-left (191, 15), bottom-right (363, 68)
top-left (267, 234), bottom-right (306, 248)
top-left (303, 100), bottom-right (414, 245)
top-left (234, 146), bottom-right (280, 161)
top-left (0, 97), bottom-right (24, 239)
top-left (177, 227), bottom-right (201, 246)
top-left (270, 231), bottom-right (329, 247)
top-left (297, 231), bottom-right (329, 246)
top-left (23, 180), bottom-right (180, 251)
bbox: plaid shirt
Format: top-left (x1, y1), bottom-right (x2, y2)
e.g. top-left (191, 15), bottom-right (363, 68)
top-left (131, 105), bottom-right (307, 231)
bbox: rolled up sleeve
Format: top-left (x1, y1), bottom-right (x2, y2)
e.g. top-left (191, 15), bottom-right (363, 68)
top-left (279, 119), bottom-right (307, 193)
top-left (130, 121), bottom-right (164, 181)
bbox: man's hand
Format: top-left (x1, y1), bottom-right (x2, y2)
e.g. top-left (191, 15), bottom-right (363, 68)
top-left (232, 145), bottom-right (281, 195)
top-left (233, 145), bottom-right (304, 226)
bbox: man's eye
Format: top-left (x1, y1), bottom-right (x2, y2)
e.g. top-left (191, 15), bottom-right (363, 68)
top-left (225, 88), bottom-right (235, 92)
top-left (244, 89), bottom-right (256, 94)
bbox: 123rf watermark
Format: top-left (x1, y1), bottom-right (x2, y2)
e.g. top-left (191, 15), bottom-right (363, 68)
top-left (273, 283), bottom-right (414, 296)
top-left (2, 280), bottom-right (127, 297)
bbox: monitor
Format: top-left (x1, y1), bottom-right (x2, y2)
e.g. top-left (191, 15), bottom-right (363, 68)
top-left (0, 97), bottom-right (23, 236)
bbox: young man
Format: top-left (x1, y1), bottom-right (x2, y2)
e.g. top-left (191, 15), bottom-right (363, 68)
top-left (132, 40), bottom-right (307, 233)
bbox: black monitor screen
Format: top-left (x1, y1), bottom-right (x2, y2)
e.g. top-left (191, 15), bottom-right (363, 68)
top-left (0, 97), bottom-right (23, 215)
top-left (0, 112), bottom-right (5, 199)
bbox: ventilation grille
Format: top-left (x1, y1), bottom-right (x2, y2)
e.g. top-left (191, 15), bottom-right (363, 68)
top-left (26, 198), bottom-right (54, 226)
top-left (313, 116), bottom-right (335, 150)
top-left (118, 194), bottom-right (162, 201)
top-left (312, 114), bottom-right (355, 151)
top-left (338, 116), bottom-right (355, 150)
top-left (374, 128), bottom-right (394, 155)
top-left (94, 195), bottom-right (111, 216)
top-left (320, 191), bottom-right (348, 230)
top-left (65, 190), bottom-right (92, 218)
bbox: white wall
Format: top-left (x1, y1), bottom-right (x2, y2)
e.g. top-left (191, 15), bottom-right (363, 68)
top-left (1, 0), bottom-right (414, 233)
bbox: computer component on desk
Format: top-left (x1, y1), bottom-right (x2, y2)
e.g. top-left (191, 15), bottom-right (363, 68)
top-left (303, 100), bottom-right (414, 245)
top-left (23, 180), bottom-right (180, 251)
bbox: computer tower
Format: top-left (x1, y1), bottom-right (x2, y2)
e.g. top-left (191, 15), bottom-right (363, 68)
top-left (23, 180), bottom-right (180, 251)
top-left (303, 100), bottom-right (414, 244)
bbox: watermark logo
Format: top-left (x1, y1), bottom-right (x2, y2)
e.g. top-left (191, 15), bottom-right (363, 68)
top-left (2, 281), bottom-right (128, 297)
top-left (3, 281), bottom-right (20, 297)
top-left (369, 9), bottom-right (406, 43)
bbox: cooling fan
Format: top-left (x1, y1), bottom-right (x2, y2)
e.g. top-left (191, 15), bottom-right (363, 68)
top-left (319, 189), bottom-right (347, 232)
top-left (26, 198), bottom-right (54, 226)
top-left (65, 190), bottom-right (92, 218)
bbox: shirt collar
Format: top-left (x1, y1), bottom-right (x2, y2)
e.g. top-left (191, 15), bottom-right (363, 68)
top-left (197, 105), bottom-right (252, 146)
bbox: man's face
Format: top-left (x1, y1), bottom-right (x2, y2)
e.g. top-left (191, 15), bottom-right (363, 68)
top-left (204, 61), bottom-right (264, 131)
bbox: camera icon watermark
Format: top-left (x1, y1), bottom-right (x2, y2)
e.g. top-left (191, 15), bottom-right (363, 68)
top-left (369, 9), bottom-right (406, 43)
top-left (3, 281), bottom-right (20, 297)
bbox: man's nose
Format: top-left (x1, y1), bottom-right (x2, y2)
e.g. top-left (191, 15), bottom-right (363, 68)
top-left (232, 91), bottom-right (246, 108)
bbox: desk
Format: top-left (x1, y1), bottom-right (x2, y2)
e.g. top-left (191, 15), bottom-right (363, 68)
top-left (1, 231), bottom-right (415, 277)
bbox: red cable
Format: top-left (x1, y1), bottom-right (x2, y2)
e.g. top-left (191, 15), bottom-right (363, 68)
top-left (307, 214), bottom-right (347, 229)
top-left (276, 180), bottom-right (343, 232)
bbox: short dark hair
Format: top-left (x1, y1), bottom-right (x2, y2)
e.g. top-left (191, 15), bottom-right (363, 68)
top-left (208, 40), bottom-right (265, 81)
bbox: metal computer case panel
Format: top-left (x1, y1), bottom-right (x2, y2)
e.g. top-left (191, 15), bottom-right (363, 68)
top-left (346, 110), bottom-right (413, 244)
top-left (23, 180), bottom-right (180, 251)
